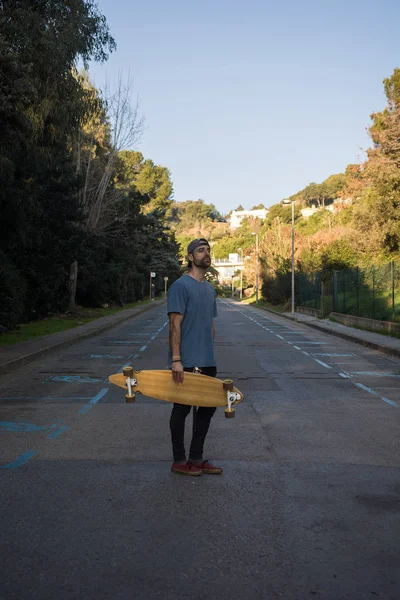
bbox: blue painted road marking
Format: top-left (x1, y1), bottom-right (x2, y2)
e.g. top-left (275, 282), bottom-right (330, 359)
top-left (47, 426), bottom-right (69, 439)
top-left (128, 333), bottom-right (152, 336)
top-left (108, 341), bottom-right (143, 345)
top-left (78, 388), bottom-right (109, 415)
top-left (0, 420), bottom-right (66, 436)
top-left (0, 451), bottom-right (37, 469)
top-left (0, 421), bottom-right (47, 433)
top-left (89, 354), bottom-right (126, 359)
top-left (0, 395), bottom-right (104, 402)
top-left (90, 388), bottom-right (109, 404)
top-left (44, 375), bottom-right (106, 384)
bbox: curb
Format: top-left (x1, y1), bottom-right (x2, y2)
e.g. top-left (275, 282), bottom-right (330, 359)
top-left (0, 300), bottom-right (166, 376)
top-left (248, 304), bottom-right (400, 360)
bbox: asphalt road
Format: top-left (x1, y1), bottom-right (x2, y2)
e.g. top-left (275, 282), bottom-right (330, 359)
top-left (1, 299), bottom-right (399, 599)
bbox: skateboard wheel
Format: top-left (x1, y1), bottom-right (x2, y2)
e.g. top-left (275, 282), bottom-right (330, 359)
top-left (224, 408), bottom-right (235, 419)
top-left (123, 366), bottom-right (134, 377)
top-left (125, 394), bottom-right (136, 403)
top-left (223, 379), bottom-right (233, 391)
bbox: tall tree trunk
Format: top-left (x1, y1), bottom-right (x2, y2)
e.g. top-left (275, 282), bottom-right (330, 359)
top-left (68, 260), bottom-right (78, 311)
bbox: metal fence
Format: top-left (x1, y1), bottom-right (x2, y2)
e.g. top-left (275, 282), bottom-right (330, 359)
top-left (298, 262), bottom-right (400, 322)
top-left (297, 272), bottom-right (321, 311)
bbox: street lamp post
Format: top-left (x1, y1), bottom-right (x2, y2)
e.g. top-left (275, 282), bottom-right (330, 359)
top-left (252, 233), bottom-right (259, 304)
top-left (283, 199), bottom-right (295, 314)
top-left (149, 271), bottom-right (156, 302)
top-left (237, 247), bottom-right (243, 300)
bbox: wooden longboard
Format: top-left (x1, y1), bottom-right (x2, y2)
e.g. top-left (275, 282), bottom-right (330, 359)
top-left (108, 369), bottom-right (244, 415)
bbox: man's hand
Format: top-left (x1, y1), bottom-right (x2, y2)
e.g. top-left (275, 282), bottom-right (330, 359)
top-left (172, 360), bottom-right (184, 384)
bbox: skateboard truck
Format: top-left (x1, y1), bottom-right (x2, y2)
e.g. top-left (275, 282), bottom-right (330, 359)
top-left (123, 366), bottom-right (137, 403)
top-left (223, 380), bottom-right (240, 418)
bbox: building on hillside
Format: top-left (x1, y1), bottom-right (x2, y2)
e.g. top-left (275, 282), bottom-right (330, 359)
top-left (212, 253), bottom-right (244, 282)
top-left (229, 208), bottom-right (268, 230)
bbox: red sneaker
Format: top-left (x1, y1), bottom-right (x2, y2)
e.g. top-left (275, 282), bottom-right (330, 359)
top-left (171, 461), bottom-right (202, 476)
top-left (195, 460), bottom-right (223, 475)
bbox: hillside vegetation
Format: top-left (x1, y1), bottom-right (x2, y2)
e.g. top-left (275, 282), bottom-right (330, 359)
top-left (169, 70), bottom-right (400, 306)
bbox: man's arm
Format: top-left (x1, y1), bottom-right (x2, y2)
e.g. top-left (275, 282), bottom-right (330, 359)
top-left (169, 312), bottom-right (184, 383)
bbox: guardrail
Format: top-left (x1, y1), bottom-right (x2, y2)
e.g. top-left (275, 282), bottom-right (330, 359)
top-left (213, 258), bottom-right (244, 265)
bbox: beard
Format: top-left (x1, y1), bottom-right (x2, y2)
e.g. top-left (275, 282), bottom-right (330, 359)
top-left (193, 257), bottom-right (211, 269)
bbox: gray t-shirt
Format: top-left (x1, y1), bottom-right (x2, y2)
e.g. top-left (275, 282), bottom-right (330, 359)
top-left (167, 274), bottom-right (218, 368)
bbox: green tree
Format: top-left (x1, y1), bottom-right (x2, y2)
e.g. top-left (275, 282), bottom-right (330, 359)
top-left (116, 151), bottom-right (174, 215)
top-left (0, 0), bottom-right (115, 325)
top-left (358, 68), bottom-right (400, 253)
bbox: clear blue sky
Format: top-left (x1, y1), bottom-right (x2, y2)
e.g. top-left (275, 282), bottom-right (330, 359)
top-left (90, 0), bottom-right (400, 215)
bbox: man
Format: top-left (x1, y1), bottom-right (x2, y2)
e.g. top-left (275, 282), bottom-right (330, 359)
top-left (167, 238), bottom-right (223, 476)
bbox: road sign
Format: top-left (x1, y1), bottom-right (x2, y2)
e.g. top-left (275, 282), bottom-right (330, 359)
top-left (151, 272), bottom-right (156, 277)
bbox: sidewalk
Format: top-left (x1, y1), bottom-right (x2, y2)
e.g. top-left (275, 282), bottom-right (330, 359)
top-left (255, 305), bottom-right (400, 359)
top-left (0, 299), bottom-right (166, 376)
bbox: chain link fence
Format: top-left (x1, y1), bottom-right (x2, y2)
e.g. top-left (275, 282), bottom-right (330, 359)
top-left (298, 262), bottom-right (400, 322)
top-left (297, 272), bottom-right (321, 311)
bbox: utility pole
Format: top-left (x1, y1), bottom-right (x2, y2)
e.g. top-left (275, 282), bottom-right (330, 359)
top-left (252, 233), bottom-right (259, 304)
top-left (291, 201), bottom-right (295, 314)
top-left (237, 248), bottom-right (243, 300)
top-left (283, 199), bottom-right (295, 314)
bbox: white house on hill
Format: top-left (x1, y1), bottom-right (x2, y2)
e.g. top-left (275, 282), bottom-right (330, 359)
top-left (230, 208), bottom-right (269, 230)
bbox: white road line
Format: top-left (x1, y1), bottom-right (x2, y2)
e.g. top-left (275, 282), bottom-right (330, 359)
top-left (281, 332), bottom-right (306, 335)
top-left (229, 305), bottom-right (379, 381)
top-left (313, 359), bottom-right (332, 369)
top-left (293, 341), bottom-right (329, 345)
top-left (374, 387), bottom-right (400, 390)
top-left (313, 353), bottom-right (355, 357)
top-left (354, 382), bottom-right (398, 407)
top-left (348, 372), bottom-right (400, 378)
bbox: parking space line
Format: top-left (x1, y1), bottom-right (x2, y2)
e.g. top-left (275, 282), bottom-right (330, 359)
top-left (313, 358), bottom-right (332, 369)
top-left (354, 382), bottom-right (398, 407)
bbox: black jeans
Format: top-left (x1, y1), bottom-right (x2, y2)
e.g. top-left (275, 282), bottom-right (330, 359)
top-left (170, 366), bottom-right (217, 462)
